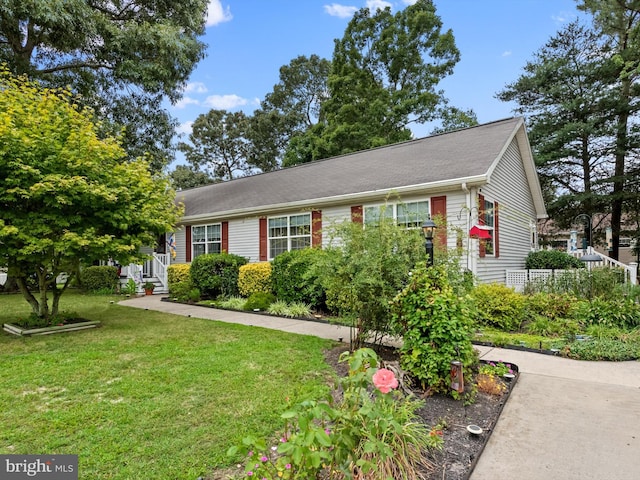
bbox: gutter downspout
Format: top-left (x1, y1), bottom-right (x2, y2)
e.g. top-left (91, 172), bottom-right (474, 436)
top-left (461, 182), bottom-right (476, 277)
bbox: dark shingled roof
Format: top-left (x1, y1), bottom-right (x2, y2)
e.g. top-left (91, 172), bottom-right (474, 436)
top-left (178, 117), bottom-right (523, 219)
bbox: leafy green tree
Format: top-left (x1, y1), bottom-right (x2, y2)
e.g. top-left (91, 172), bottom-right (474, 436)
top-left (303, 0), bottom-right (460, 162)
top-left (169, 165), bottom-right (215, 190)
top-left (311, 207), bottom-right (425, 348)
top-left (0, 71), bottom-right (182, 320)
top-left (178, 110), bottom-right (252, 181)
top-left (0, 0), bottom-right (208, 169)
top-left (497, 21), bottom-right (616, 232)
top-left (428, 104), bottom-right (478, 135)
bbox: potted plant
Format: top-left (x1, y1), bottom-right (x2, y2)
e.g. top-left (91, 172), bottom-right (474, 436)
top-left (143, 281), bottom-right (156, 295)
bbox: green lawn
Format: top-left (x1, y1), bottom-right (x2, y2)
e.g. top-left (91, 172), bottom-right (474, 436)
top-left (0, 292), bottom-right (336, 479)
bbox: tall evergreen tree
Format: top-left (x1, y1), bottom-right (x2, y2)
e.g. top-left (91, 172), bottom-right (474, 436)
top-left (577, 0), bottom-right (640, 259)
top-left (497, 22), bottom-right (616, 234)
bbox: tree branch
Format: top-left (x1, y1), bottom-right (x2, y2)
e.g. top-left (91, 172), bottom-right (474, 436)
top-left (35, 62), bottom-right (115, 74)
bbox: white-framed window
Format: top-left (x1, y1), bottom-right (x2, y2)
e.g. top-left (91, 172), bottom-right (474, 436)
top-left (482, 199), bottom-right (495, 256)
top-left (364, 201), bottom-right (430, 228)
top-left (192, 224), bottom-right (222, 258)
top-left (268, 214), bottom-right (311, 259)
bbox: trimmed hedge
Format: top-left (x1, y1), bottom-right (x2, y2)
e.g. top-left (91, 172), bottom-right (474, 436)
top-left (190, 253), bottom-right (247, 298)
top-left (271, 248), bottom-right (325, 309)
top-left (168, 263), bottom-right (191, 286)
top-left (525, 250), bottom-right (584, 270)
top-left (238, 262), bottom-right (272, 297)
top-left (82, 266), bottom-right (119, 293)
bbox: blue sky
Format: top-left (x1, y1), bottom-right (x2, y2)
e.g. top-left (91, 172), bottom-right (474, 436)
top-left (167, 0), bottom-right (587, 167)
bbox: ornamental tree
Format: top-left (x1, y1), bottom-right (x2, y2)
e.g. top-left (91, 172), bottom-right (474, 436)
top-left (0, 70), bottom-right (182, 320)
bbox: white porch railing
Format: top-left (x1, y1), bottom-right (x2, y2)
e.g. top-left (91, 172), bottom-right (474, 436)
top-left (121, 253), bottom-right (169, 293)
top-left (149, 253), bottom-right (169, 291)
top-left (569, 248), bottom-right (637, 285)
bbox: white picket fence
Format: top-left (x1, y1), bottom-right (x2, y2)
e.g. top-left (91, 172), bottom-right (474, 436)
top-left (506, 248), bottom-right (638, 292)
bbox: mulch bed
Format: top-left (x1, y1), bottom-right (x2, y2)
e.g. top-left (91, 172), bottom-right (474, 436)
top-left (324, 344), bottom-right (516, 480)
top-left (209, 343), bottom-right (517, 480)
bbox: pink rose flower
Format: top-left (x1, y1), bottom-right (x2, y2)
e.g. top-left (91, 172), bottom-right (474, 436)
top-left (372, 368), bottom-right (398, 393)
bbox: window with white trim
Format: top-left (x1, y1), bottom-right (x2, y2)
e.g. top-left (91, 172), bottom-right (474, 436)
top-left (268, 214), bottom-right (311, 259)
top-left (482, 199), bottom-right (495, 255)
top-left (192, 224), bottom-right (221, 258)
top-left (364, 201), bottom-right (430, 228)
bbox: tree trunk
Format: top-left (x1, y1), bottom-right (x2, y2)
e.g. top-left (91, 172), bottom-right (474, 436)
top-left (611, 77), bottom-right (631, 261)
top-left (16, 277), bottom-right (42, 318)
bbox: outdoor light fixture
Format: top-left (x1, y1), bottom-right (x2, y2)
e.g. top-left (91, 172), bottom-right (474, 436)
top-left (450, 360), bottom-right (464, 393)
top-left (422, 217), bottom-right (437, 267)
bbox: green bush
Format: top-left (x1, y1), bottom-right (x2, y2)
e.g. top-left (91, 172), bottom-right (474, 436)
top-left (390, 265), bottom-right (477, 394)
top-left (169, 280), bottom-right (200, 303)
top-left (471, 283), bottom-right (525, 331)
top-left (230, 348), bottom-right (440, 479)
top-left (190, 253), bottom-right (247, 298)
top-left (525, 292), bottom-right (577, 321)
top-left (238, 262), bottom-right (272, 297)
top-left (244, 292), bottom-right (276, 311)
top-left (525, 250), bottom-right (584, 270)
top-left (271, 248), bottom-right (326, 309)
top-left (81, 266), bottom-right (119, 293)
top-left (573, 297), bottom-right (640, 330)
top-left (167, 264), bottom-right (190, 288)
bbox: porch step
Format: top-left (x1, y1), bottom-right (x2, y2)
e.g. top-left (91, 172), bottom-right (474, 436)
top-left (145, 277), bottom-right (168, 294)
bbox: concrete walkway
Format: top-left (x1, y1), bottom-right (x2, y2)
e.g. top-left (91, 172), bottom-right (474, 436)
top-left (120, 295), bottom-right (640, 480)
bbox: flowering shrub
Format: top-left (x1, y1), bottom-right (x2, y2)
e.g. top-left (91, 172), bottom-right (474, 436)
top-left (372, 368), bottom-right (398, 393)
top-left (478, 361), bottom-right (514, 377)
top-left (228, 348), bottom-right (442, 479)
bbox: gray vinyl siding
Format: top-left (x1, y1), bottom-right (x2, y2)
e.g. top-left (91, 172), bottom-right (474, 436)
top-left (477, 139), bottom-right (536, 284)
top-left (321, 205), bottom-right (353, 248)
top-left (228, 218), bottom-right (260, 263)
top-left (444, 193), bottom-right (468, 250)
top-left (174, 228), bottom-right (187, 264)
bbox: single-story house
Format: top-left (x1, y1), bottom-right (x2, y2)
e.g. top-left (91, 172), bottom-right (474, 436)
top-left (163, 117), bottom-right (546, 286)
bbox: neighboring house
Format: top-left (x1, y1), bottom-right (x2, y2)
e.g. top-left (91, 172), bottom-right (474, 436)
top-left (171, 117), bottom-right (547, 285)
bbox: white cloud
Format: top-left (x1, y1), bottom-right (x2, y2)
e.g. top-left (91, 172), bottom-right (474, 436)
top-left (204, 94), bottom-right (248, 109)
top-left (174, 96), bottom-right (200, 109)
top-left (552, 11), bottom-right (577, 24)
top-left (184, 82), bottom-right (208, 94)
top-left (502, 50), bottom-right (512, 57)
top-left (401, 0), bottom-right (418, 4)
top-left (206, 0), bottom-right (233, 27)
top-left (324, 3), bottom-right (358, 18)
top-left (176, 121), bottom-right (194, 137)
top-left (366, 0), bottom-right (392, 12)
